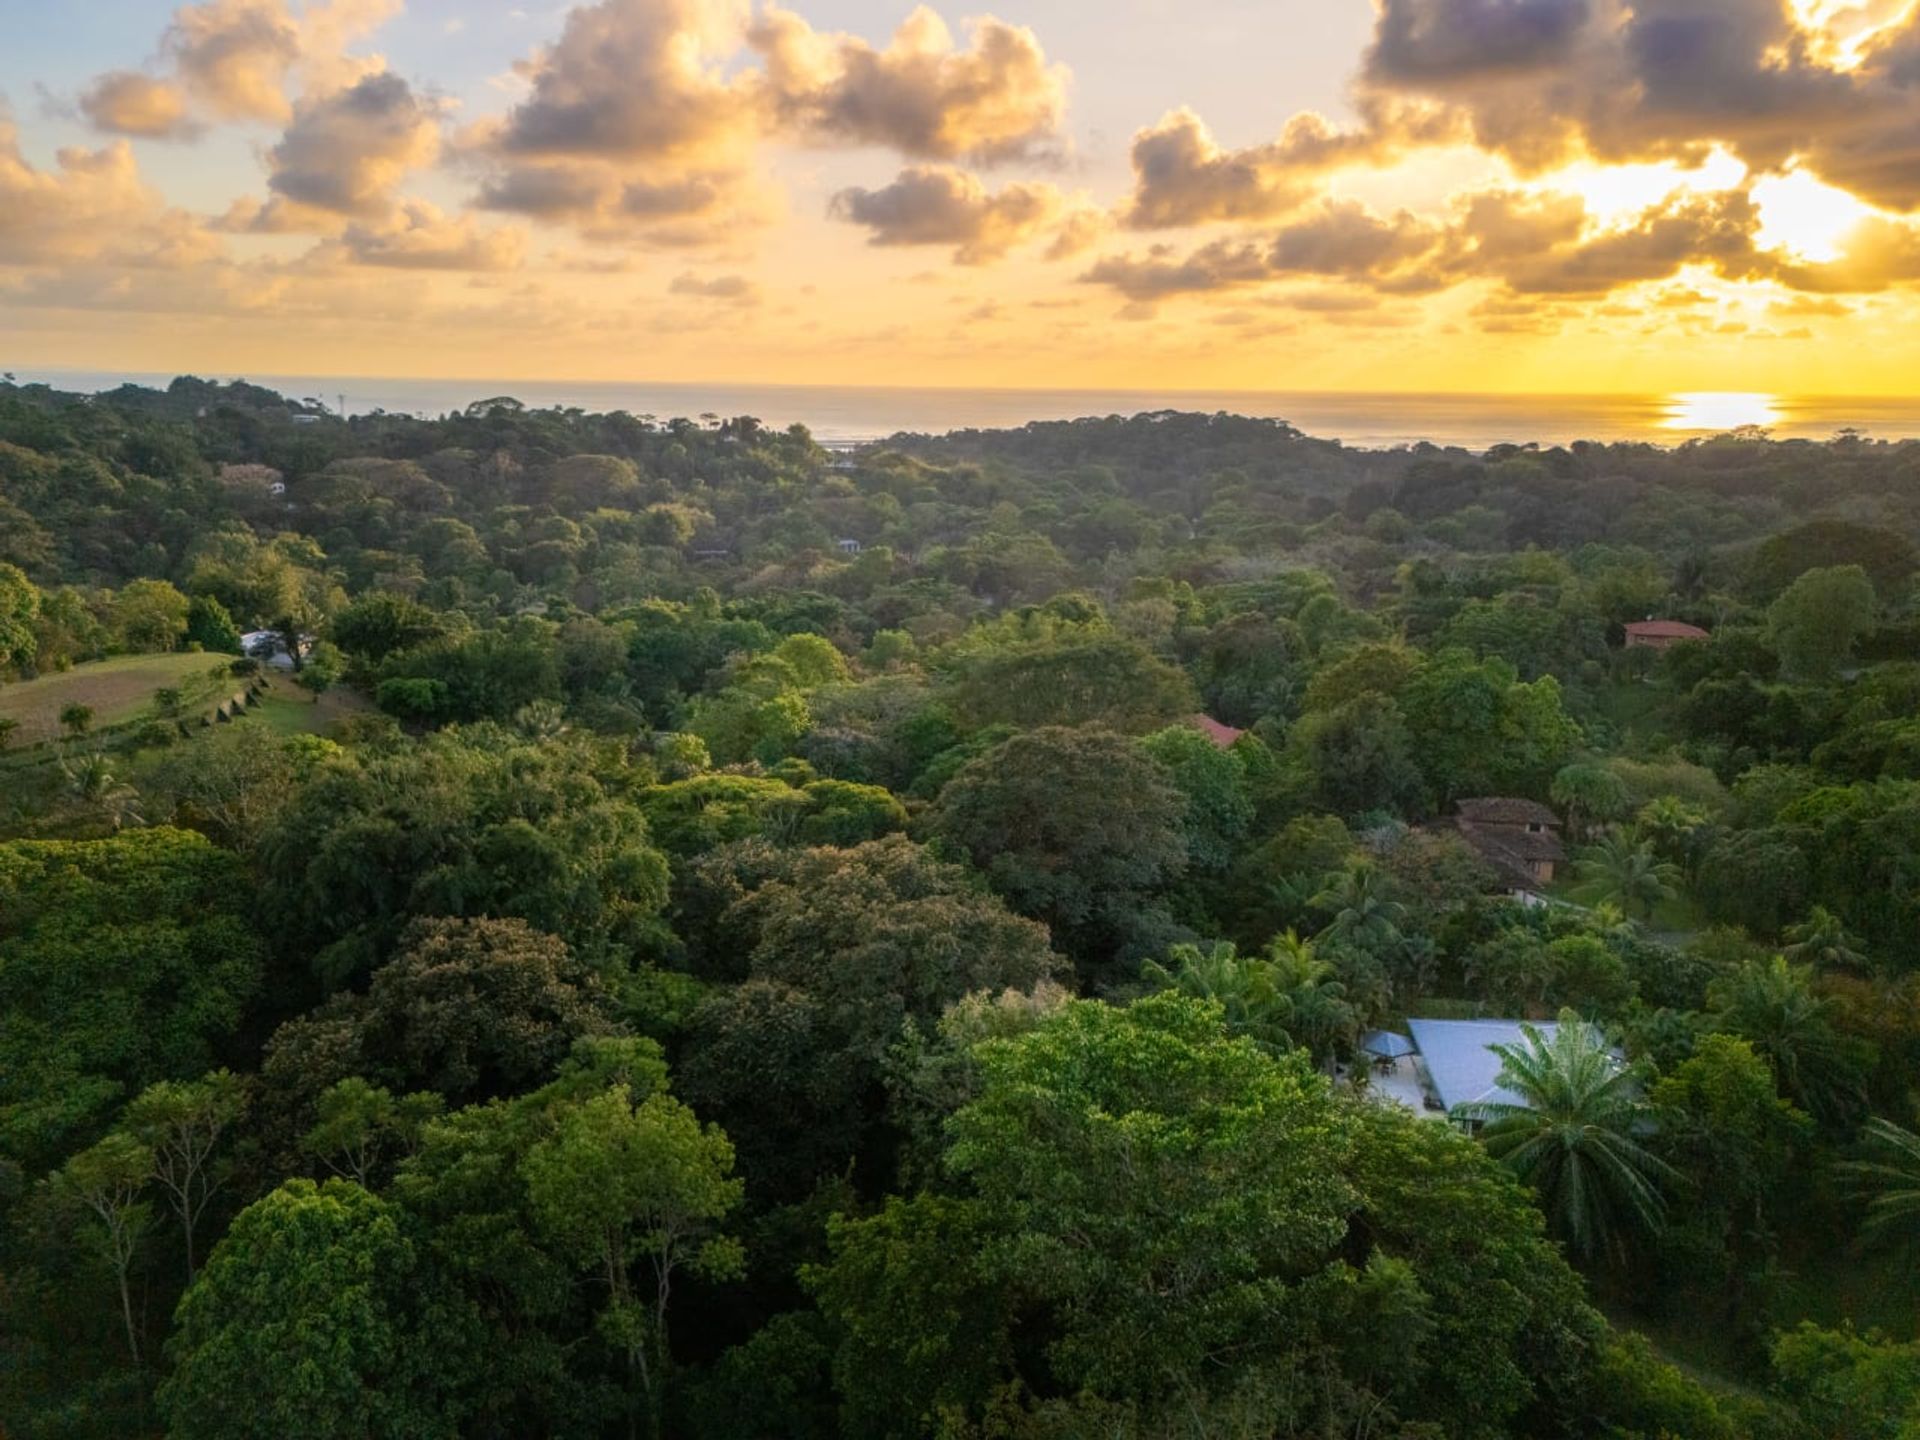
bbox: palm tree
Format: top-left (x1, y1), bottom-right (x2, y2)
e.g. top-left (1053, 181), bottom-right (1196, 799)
top-left (1782, 905), bottom-right (1869, 972)
top-left (1457, 1010), bottom-right (1676, 1262)
top-left (1265, 931), bottom-right (1359, 1061)
top-left (60, 751), bottom-right (143, 831)
top-left (1141, 934), bottom-right (1356, 1061)
top-left (1142, 941), bottom-right (1289, 1054)
top-left (1311, 862), bottom-right (1407, 955)
top-left (1708, 956), bottom-right (1864, 1125)
top-left (1842, 1118), bottom-right (1920, 1249)
top-left (1574, 829), bottom-right (1680, 923)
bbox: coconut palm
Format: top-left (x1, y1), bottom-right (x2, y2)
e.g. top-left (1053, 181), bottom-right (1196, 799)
top-left (1782, 905), bottom-right (1869, 973)
top-left (1456, 1010), bottom-right (1676, 1262)
top-left (1574, 829), bottom-right (1680, 923)
top-left (1842, 1118), bottom-right (1920, 1249)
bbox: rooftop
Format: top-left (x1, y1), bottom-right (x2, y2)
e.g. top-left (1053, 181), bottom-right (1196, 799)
top-left (1404, 1017), bottom-right (1592, 1114)
top-left (1456, 797), bottom-right (1560, 828)
top-left (1624, 619), bottom-right (1710, 639)
top-left (1188, 714), bottom-right (1246, 748)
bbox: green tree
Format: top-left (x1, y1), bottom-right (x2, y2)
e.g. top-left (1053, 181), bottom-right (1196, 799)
top-left (60, 701), bottom-right (95, 737)
top-left (522, 1085), bottom-right (744, 1438)
top-left (293, 640), bottom-right (345, 703)
top-left (946, 634), bottom-right (1197, 734)
top-left (55, 1132), bottom-right (157, 1367)
top-left (184, 594), bottom-right (244, 655)
top-left (0, 560), bottom-right (40, 673)
top-left (160, 1178), bottom-right (464, 1440)
top-left (123, 1070), bottom-right (247, 1281)
top-left (1709, 956), bottom-right (1867, 1124)
top-left (302, 1078), bottom-right (443, 1187)
top-left (1767, 564), bottom-right (1877, 680)
top-left (1575, 829), bottom-right (1681, 922)
top-left (0, 829), bottom-right (264, 1174)
top-left (1459, 1011), bottom-right (1676, 1261)
top-left (930, 726), bottom-right (1187, 971)
top-left (111, 578), bottom-right (192, 653)
top-left (1139, 723), bottom-right (1254, 873)
top-left (1552, 762), bottom-right (1632, 841)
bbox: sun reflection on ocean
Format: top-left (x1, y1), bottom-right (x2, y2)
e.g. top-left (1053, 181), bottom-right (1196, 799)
top-left (1661, 392), bottom-right (1783, 433)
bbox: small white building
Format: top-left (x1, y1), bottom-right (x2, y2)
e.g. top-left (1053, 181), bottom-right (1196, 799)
top-left (836, 537), bottom-right (863, 555)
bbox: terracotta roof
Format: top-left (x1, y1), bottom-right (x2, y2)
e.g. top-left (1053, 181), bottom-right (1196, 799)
top-left (1188, 714), bottom-right (1246, 748)
top-left (1455, 797), bottom-right (1560, 827)
top-left (1466, 827), bottom-right (1566, 862)
top-left (1624, 619), bottom-right (1710, 640)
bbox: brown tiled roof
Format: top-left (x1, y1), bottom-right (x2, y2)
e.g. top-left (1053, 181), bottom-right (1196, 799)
top-left (1624, 619), bottom-right (1710, 640)
top-left (1456, 797), bottom-right (1560, 827)
top-left (1469, 827), bottom-right (1566, 862)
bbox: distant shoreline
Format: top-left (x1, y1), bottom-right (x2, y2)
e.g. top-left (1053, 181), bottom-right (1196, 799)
top-left (10, 367), bottom-right (1920, 450)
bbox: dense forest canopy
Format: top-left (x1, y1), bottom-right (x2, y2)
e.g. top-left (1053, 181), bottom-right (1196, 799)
top-left (4, 374), bottom-right (1920, 1439)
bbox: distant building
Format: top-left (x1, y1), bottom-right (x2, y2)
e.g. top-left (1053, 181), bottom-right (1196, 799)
top-left (238, 630), bottom-right (313, 671)
top-left (1452, 797), bottom-right (1565, 888)
top-left (1623, 619), bottom-right (1709, 650)
top-left (836, 537), bottom-right (863, 555)
top-left (1187, 714), bottom-right (1246, 748)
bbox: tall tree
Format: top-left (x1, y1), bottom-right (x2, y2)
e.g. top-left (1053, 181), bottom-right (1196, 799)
top-left (122, 1070), bottom-right (246, 1282)
top-left (1842, 1118), bottom-right (1920, 1250)
top-left (1575, 829), bottom-right (1681, 922)
top-left (55, 1133), bottom-right (156, 1367)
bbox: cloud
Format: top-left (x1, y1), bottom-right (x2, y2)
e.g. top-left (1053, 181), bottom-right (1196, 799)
top-left (1351, 0), bottom-right (1920, 211)
top-left (468, 0), bottom-right (765, 243)
top-left (1367, 0), bottom-right (1593, 84)
top-left (1120, 105), bottom-right (1458, 229)
top-left (1079, 183), bottom-right (1854, 307)
top-left (1121, 109), bottom-right (1308, 229)
top-left (77, 72), bottom-right (198, 139)
top-left (77, 0), bottom-right (403, 137)
top-left (0, 115), bottom-right (222, 268)
top-left (164, 0), bottom-right (303, 122)
top-left (331, 202), bottom-right (525, 270)
top-left (751, 4), bottom-right (1068, 163)
top-left (265, 71), bottom-right (441, 217)
top-left (830, 164), bottom-right (1062, 263)
top-left (669, 271), bottom-right (761, 303)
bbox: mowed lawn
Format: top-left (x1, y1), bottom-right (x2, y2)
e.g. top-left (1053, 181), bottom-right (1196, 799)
top-left (0, 653), bottom-right (239, 746)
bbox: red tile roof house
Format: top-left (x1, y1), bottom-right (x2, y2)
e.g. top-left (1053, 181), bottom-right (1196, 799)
top-left (1188, 715), bottom-right (1246, 748)
top-left (1623, 619), bottom-right (1710, 651)
top-left (1451, 797), bottom-right (1567, 890)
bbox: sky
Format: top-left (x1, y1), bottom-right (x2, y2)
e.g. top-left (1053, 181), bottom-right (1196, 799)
top-left (4, 0), bottom-right (1920, 394)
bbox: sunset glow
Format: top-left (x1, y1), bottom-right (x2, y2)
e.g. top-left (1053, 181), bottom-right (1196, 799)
top-left (4, 1), bottom-right (1920, 397)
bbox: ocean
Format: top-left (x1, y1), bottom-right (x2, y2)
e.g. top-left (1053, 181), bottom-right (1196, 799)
top-left (12, 368), bottom-right (1920, 450)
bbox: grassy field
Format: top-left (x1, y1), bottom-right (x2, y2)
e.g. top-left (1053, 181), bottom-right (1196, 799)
top-left (0, 653), bottom-right (238, 747)
top-left (238, 672), bottom-right (373, 737)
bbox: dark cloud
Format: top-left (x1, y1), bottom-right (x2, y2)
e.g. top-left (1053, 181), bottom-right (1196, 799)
top-left (1368, 0), bottom-right (1592, 83)
top-left (830, 165), bottom-right (1061, 263)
